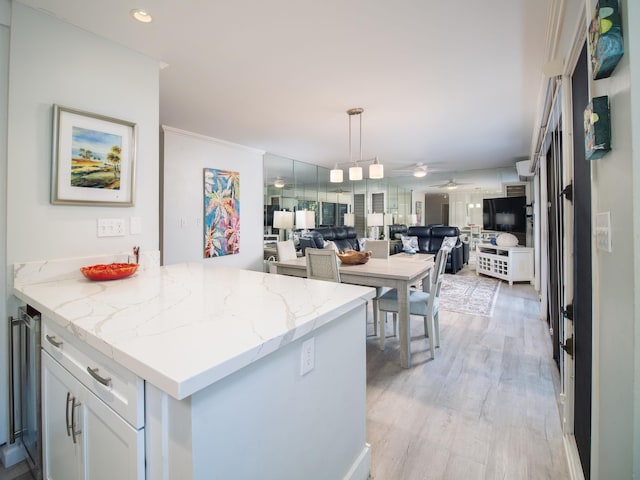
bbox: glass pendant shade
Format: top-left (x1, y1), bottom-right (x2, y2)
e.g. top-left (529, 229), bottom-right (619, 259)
top-left (330, 166), bottom-right (343, 183)
top-left (369, 157), bottom-right (384, 179)
top-left (349, 166), bottom-right (363, 181)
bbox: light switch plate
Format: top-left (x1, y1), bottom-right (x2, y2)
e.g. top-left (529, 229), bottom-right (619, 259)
top-left (596, 212), bottom-right (612, 252)
top-left (97, 218), bottom-right (125, 237)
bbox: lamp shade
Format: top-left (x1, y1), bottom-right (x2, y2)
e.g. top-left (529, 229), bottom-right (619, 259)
top-left (383, 213), bottom-right (392, 226)
top-left (349, 166), bottom-right (363, 181)
top-left (344, 213), bottom-right (355, 227)
top-left (407, 214), bottom-right (417, 225)
top-left (295, 210), bottom-right (315, 230)
top-left (369, 157), bottom-right (384, 179)
top-left (330, 167), bottom-right (343, 183)
top-left (367, 213), bottom-right (384, 227)
top-left (273, 210), bottom-right (294, 230)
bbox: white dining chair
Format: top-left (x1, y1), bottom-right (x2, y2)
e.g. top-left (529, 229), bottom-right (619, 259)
top-left (377, 246), bottom-right (449, 359)
top-left (305, 248), bottom-right (341, 282)
top-left (276, 240), bottom-right (297, 261)
top-left (364, 239), bottom-right (389, 259)
top-left (362, 239), bottom-right (390, 336)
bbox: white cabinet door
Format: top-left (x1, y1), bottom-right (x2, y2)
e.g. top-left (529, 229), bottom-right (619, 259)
top-left (42, 352), bottom-right (82, 480)
top-left (81, 381), bottom-right (145, 480)
top-left (42, 351), bottom-right (144, 480)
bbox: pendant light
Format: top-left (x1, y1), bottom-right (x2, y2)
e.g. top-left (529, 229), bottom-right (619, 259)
top-left (369, 156), bottom-right (384, 179)
top-left (330, 163), bottom-right (343, 183)
top-left (347, 108), bottom-right (363, 181)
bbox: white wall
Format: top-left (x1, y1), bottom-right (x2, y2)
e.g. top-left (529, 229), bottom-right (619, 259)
top-left (588, 0), bottom-right (636, 477)
top-left (162, 127), bottom-right (264, 271)
top-left (0, 0), bottom-right (10, 449)
top-left (2, 2), bottom-right (159, 450)
top-left (630, 2), bottom-right (640, 477)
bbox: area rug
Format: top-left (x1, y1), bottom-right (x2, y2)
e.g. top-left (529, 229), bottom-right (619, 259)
top-left (439, 272), bottom-right (500, 317)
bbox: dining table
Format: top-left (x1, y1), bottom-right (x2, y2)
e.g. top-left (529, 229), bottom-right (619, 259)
top-left (273, 252), bottom-right (435, 368)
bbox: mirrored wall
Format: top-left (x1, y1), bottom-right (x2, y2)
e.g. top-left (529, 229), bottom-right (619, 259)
top-left (264, 153), bottom-right (413, 239)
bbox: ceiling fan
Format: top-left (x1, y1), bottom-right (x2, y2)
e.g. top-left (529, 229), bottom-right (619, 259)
top-left (389, 162), bottom-right (432, 178)
top-left (429, 179), bottom-right (471, 190)
top-left (268, 176), bottom-right (293, 189)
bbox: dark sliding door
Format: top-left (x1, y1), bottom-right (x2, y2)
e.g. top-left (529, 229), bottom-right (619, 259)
top-left (546, 125), bottom-right (564, 368)
top-left (571, 42), bottom-right (592, 480)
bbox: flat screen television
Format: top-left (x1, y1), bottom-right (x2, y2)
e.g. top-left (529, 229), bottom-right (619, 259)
top-left (483, 196), bottom-right (526, 233)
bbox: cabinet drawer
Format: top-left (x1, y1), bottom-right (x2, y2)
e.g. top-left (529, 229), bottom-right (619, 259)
top-left (42, 318), bottom-right (144, 429)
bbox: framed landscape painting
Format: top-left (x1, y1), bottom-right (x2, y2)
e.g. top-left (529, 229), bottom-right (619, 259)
top-left (52, 105), bottom-right (137, 206)
top-left (204, 168), bottom-right (240, 258)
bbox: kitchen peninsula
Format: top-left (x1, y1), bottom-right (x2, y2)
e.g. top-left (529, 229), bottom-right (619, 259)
top-left (13, 255), bottom-right (375, 480)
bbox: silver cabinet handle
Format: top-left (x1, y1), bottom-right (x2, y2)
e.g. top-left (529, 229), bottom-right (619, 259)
top-left (71, 397), bottom-right (81, 444)
top-left (46, 334), bottom-right (63, 348)
top-left (65, 392), bottom-right (72, 436)
top-left (86, 367), bottom-right (112, 387)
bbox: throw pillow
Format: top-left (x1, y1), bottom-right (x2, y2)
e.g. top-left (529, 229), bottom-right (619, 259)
top-left (401, 235), bottom-right (418, 253)
top-left (323, 240), bottom-right (339, 251)
top-left (496, 232), bottom-right (519, 247)
top-left (441, 236), bottom-right (457, 250)
top-left (358, 238), bottom-right (366, 251)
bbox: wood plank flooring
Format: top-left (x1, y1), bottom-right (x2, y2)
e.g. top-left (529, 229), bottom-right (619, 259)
top-left (365, 269), bottom-right (569, 479)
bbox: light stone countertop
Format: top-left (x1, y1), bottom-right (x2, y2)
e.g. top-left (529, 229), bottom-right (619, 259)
top-left (13, 258), bottom-right (374, 400)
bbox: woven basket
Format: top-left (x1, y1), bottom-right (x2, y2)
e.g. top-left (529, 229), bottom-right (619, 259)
top-left (337, 250), bottom-right (372, 265)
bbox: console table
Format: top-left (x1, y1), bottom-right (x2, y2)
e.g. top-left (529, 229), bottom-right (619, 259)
top-left (476, 243), bottom-right (533, 285)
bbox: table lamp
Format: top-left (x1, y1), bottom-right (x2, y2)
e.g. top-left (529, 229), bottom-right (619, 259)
top-left (273, 210), bottom-right (294, 240)
top-left (344, 213), bottom-right (355, 227)
top-left (295, 210), bottom-right (315, 233)
top-left (367, 213), bottom-right (384, 239)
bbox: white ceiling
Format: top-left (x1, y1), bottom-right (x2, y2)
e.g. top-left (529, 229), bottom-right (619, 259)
top-left (18, 0), bottom-right (551, 191)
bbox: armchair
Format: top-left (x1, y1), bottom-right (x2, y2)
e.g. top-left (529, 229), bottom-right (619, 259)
top-left (406, 226), bottom-right (464, 274)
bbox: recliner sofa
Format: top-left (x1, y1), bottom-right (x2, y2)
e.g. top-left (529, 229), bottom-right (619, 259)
top-left (406, 225), bottom-right (465, 274)
top-left (298, 226), bottom-right (361, 253)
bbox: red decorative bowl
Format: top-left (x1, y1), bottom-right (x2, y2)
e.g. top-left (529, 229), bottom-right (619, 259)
top-left (80, 263), bottom-right (139, 281)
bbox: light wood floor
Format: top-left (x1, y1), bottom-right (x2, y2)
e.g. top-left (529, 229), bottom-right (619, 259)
top-left (365, 269), bottom-right (570, 479)
top-left (0, 460), bottom-right (30, 480)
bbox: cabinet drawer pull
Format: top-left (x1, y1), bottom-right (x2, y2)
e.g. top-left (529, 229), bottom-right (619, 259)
top-left (46, 334), bottom-right (63, 348)
top-left (71, 398), bottom-right (81, 444)
top-left (87, 367), bottom-right (112, 387)
top-left (65, 392), bottom-right (72, 436)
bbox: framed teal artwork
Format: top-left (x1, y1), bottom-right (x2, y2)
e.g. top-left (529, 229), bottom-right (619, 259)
top-left (584, 96), bottom-right (611, 160)
top-left (588, 0), bottom-right (624, 80)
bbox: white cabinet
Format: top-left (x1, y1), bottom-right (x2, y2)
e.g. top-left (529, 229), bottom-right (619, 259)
top-left (476, 243), bottom-right (533, 285)
top-left (41, 318), bottom-right (144, 480)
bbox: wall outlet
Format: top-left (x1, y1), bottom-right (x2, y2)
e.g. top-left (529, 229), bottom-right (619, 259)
top-left (300, 337), bottom-right (315, 376)
top-left (97, 218), bottom-right (125, 237)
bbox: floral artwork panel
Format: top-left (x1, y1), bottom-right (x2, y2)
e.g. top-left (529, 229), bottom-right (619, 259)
top-left (204, 168), bottom-right (240, 257)
top-left (588, 0), bottom-right (624, 80)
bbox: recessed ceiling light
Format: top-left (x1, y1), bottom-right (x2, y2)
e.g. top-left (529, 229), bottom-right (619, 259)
top-left (131, 9), bottom-right (153, 23)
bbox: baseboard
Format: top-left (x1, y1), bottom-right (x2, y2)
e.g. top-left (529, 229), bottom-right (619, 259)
top-left (343, 443), bottom-right (371, 480)
top-left (1, 441), bottom-right (25, 468)
top-left (563, 434), bottom-right (586, 480)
